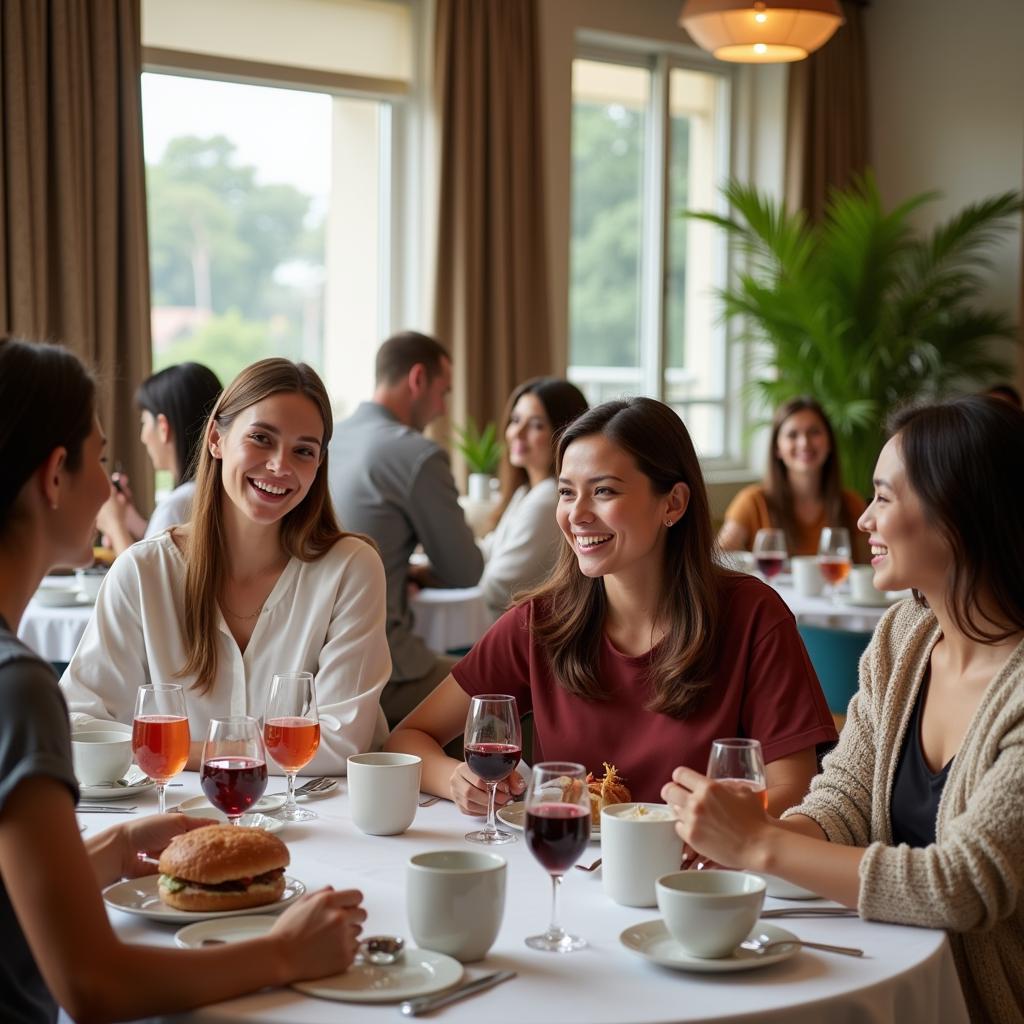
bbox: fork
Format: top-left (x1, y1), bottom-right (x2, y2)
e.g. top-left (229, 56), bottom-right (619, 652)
top-left (294, 776), bottom-right (337, 796)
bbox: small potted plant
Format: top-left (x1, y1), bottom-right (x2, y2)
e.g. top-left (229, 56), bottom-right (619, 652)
top-left (453, 417), bottom-right (503, 502)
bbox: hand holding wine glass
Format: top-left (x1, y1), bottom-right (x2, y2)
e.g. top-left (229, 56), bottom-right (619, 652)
top-left (132, 683), bottom-right (190, 814)
top-left (463, 694), bottom-right (522, 845)
top-left (264, 671), bottom-right (321, 821)
top-left (201, 716), bottom-right (268, 825)
top-left (524, 762), bottom-right (591, 952)
top-left (752, 528), bottom-right (787, 586)
top-left (818, 526), bottom-right (852, 601)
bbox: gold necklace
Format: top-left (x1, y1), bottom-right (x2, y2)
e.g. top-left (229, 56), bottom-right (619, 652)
top-left (220, 599), bottom-right (264, 620)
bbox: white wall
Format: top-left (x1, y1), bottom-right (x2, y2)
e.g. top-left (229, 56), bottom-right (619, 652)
top-left (866, 0), bottom-right (1024, 384)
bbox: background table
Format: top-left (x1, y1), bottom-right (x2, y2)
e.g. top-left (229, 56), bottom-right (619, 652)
top-left (88, 773), bottom-right (970, 1024)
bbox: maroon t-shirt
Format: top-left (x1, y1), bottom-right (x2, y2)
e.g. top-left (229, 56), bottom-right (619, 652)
top-left (452, 573), bottom-right (836, 801)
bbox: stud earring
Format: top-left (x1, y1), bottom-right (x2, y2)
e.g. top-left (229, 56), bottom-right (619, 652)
top-left (664, 518), bottom-right (673, 528)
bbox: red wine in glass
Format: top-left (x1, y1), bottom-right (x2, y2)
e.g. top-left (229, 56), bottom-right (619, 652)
top-left (526, 803), bottom-right (591, 874)
top-left (755, 555), bottom-right (785, 579)
top-left (201, 756), bottom-right (268, 820)
top-left (465, 742), bottom-right (522, 784)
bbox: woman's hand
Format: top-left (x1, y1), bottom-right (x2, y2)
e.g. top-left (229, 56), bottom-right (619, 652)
top-left (271, 887), bottom-right (366, 982)
top-left (117, 813), bottom-right (218, 878)
top-left (449, 763), bottom-right (526, 816)
top-left (662, 767), bottom-right (773, 870)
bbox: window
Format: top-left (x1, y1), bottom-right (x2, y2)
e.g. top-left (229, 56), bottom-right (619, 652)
top-left (568, 52), bottom-right (731, 459)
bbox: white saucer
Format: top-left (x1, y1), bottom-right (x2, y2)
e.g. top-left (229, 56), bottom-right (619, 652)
top-left (497, 800), bottom-right (600, 842)
top-left (177, 792), bottom-right (287, 815)
top-left (32, 585), bottom-right (85, 607)
top-left (620, 920), bottom-right (800, 973)
top-left (175, 915), bottom-right (280, 949)
top-left (103, 874), bottom-right (305, 923)
top-left (293, 948), bottom-right (463, 1003)
top-left (177, 804), bottom-right (284, 834)
top-left (80, 769), bottom-right (156, 801)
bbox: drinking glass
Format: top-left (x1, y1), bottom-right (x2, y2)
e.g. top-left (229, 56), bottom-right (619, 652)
top-left (132, 683), bottom-right (190, 814)
top-left (818, 526), bottom-right (852, 601)
top-left (200, 716), bottom-right (268, 825)
top-left (264, 671), bottom-right (320, 821)
top-left (463, 694), bottom-right (523, 845)
top-left (752, 528), bottom-right (787, 586)
top-left (523, 762), bottom-right (591, 952)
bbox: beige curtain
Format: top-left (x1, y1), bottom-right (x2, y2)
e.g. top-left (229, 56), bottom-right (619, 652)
top-left (0, 0), bottom-right (153, 509)
top-left (785, 0), bottom-right (869, 221)
top-left (432, 0), bottom-right (553, 453)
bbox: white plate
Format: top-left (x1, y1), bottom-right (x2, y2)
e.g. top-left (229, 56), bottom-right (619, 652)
top-left (32, 586), bottom-right (85, 607)
top-left (103, 874), bottom-right (305, 923)
top-left (497, 801), bottom-right (600, 842)
top-left (293, 948), bottom-right (463, 1003)
top-left (620, 920), bottom-right (800, 973)
top-left (175, 915), bottom-right (280, 949)
top-left (177, 793), bottom-right (287, 815)
top-left (177, 806), bottom-right (284, 834)
top-left (845, 594), bottom-right (896, 608)
top-left (749, 872), bottom-right (819, 900)
top-left (80, 769), bottom-right (156, 801)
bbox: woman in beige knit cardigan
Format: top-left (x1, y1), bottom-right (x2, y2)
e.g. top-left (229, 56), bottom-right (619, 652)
top-left (664, 395), bottom-right (1024, 1023)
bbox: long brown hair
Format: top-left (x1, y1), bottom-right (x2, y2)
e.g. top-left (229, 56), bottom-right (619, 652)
top-left (764, 397), bottom-right (856, 548)
top-left (523, 398), bottom-right (724, 718)
top-left (889, 396), bottom-right (1024, 643)
top-left (181, 358), bottom-right (349, 693)
top-left (490, 377), bottom-right (589, 529)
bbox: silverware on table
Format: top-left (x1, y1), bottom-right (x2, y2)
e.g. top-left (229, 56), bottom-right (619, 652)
top-left (742, 933), bottom-right (864, 957)
top-left (77, 805), bottom-right (138, 813)
top-left (418, 795), bottom-right (442, 808)
top-left (761, 907), bottom-right (859, 919)
top-left (574, 857), bottom-right (602, 873)
top-left (399, 970), bottom-right (516, 1016)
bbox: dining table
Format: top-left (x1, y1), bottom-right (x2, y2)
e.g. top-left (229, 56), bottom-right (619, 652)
top-left (84, 772), bottom-right (971, 1024)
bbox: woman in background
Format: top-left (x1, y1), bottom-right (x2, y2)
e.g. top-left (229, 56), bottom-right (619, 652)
top-left (666, 396), bottom-right (1024, 1024)
top-left (719, 396), bottom-right (868, 562)
top-left (477, 377), bottom-right (588, 615)
top-left (97, 362), bottom-right (222, 554)
top-left (63, 358), bottom-right (390, 774)
top-left (0, 339), bottom-right (365, 1024)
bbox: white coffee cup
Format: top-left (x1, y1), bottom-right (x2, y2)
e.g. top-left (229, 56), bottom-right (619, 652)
top-left (656, 870), bottom-right (766, 958)
top-left (791, 555), bottom-right (824, 597)
top-left (601, 803), bottom-right (682, 907)
top-left (850, 564), bottom-right (884, 604)
top-left (71, 731), bottom-right (133, 787)
top-left (347, 752), bottom-right (421, 835)
top-left (407, 850), bottom-right (506, 962)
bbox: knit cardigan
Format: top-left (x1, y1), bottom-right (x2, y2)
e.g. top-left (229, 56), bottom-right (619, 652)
top-left (784, 598), bottom-right (1024, 1024)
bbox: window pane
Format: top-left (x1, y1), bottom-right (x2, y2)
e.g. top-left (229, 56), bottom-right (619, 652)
top-left (569, 59), bottom-right (649, 401)
top-left (673, 402), bottom-right (726, 460)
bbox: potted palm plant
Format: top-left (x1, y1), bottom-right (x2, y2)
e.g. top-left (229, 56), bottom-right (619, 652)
top-left (453, 417), bottom-right (503, 502)
top-left (689, 175), bottom-right (1021, 495)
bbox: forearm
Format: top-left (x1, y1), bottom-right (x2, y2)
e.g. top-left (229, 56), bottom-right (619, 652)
top-left (766, 782), bottom-right (812, 818)
top-left (753, 823), bottom-right (864, 908)
top-left (386, 728), bottom-right (461, 797)
top-left (85, 824), bottom-right (129, 888)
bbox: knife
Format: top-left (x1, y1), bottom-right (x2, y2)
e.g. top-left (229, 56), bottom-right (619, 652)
top-left (76, 806), bottom-right (139, 813)
top-left (761, 907), bottom-right (858, 918)
top-left (399, 970), bottom-right (516, 1017)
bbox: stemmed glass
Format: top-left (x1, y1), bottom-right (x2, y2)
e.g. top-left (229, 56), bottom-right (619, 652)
top-left (132, 683), bottom-right (190, 814)
top-left (752, 528), bottom-right (787, 587)
top-left (818, 526), bottom-right (852, 602)
top-left (523, 762), bottom-right (591, 952)
top-left (200, 716), bottom-right (268, 825)
top-left (264, 671), bottom-right (321, 822)
top-left (463, 694), bottom-right (522, 845)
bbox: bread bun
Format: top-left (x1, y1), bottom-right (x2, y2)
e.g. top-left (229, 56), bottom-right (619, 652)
top-left (159, 876), bottom-right (286, 913)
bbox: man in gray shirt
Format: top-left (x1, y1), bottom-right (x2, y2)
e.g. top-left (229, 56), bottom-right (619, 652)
top-left (329, 331), bottom-right (483, 724)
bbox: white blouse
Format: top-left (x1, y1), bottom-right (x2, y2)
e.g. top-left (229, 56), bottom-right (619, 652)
top-left (60, 531), bottom-right (391, 775)
top-left (144, 480), bottom-right (196, 538)
top-left (478, 478), bottom-right (561, 614)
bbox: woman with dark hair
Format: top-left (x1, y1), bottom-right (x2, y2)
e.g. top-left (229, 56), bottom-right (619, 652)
top-left (63, 358), bottom-right (390, 774)
top-left (719, 396), bottom-right (869, 562)
top-left (475, 377), bottom-right (588, 614)
top-left (0, 340), bottom-right (365, 1023)
top-left (387, 397), bottom-right (836, 808)
top-left (664, 395), bottom-right (1024, 1023)
top-left (97, 362), bottom-right (222, 554)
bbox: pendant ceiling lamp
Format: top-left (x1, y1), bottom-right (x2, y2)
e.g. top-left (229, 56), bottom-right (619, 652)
top-left (679, 0), bottom-right (844, 63)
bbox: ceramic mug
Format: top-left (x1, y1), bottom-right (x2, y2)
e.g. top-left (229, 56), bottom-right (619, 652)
top-left (71, 731), bottom-right (133, 787)
top-left (850, 564), bottom-right (885, 604)
top-left (601, 803), bottom-right (682, 907)
top-left (347, 752), bottom-right (421, 835)
top-left (406, 850), bottom-right (507, 961)
top-left (791, 555), bottom-right (824, 597)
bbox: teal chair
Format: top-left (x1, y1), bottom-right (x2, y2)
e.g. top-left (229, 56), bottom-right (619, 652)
top-left (798, 625), bottom-right (872, 719)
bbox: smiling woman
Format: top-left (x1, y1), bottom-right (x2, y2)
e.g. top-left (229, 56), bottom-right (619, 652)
top-left (60, 359), bottom-right (391, 775)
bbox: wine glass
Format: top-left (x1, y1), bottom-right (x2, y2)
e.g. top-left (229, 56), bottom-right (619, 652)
top-left (264, 671), bottom-right (320, 822)
top-left (132, 683), bottom-right (190, 814)
top-left (818, 526), bottom-right (852, 601)
top-left (463, 694), bottom-right (522, 845)
top-left (523, 762), bottom-right (591, 952)
top-left (200, 716), bottom-right (268, 825)
top-left (752, 528), bottom-right (788, 586)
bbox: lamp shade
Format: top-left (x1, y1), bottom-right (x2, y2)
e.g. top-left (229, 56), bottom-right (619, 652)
top-left (679, 0), bottom-right (844, 63)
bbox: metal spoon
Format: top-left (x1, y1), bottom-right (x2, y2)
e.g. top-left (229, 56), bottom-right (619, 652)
top-left (742, 933), bottom-right (863, 957)
top-left (358, 935), bottom-right (405, 965)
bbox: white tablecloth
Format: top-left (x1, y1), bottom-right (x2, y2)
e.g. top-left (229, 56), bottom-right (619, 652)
top-left (773, 582), bottom-right (892, 633)
top-left (87, 774), bottom-right (970, 1024)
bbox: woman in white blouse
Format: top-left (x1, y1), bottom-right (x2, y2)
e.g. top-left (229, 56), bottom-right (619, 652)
top-left (96, 362), bottom-right (222, 554)
top-left (62, 359), bottom-right (390, 774)
top-left (478, 378), bottom-right (588, 614)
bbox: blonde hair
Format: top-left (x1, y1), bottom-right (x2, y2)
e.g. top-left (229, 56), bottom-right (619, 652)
top-left (180, 358), bottom-right (353, 693)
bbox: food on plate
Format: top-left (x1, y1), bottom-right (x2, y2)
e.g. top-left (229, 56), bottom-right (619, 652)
top-left (157, 824), bottom-right (289, 912)
top-left (585, 763), bottom-right (631, 825)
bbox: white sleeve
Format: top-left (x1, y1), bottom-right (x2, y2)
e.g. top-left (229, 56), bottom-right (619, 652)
top-left (144, 483), bottom-right (194, 539)
top-left (478, 484), bottom-right (560, 612)
top-left (307, 540), bottom-right (392, 774)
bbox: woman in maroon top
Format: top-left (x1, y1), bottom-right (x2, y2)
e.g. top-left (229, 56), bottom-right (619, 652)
top-left (386, 398), bottom-right (836, 814)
